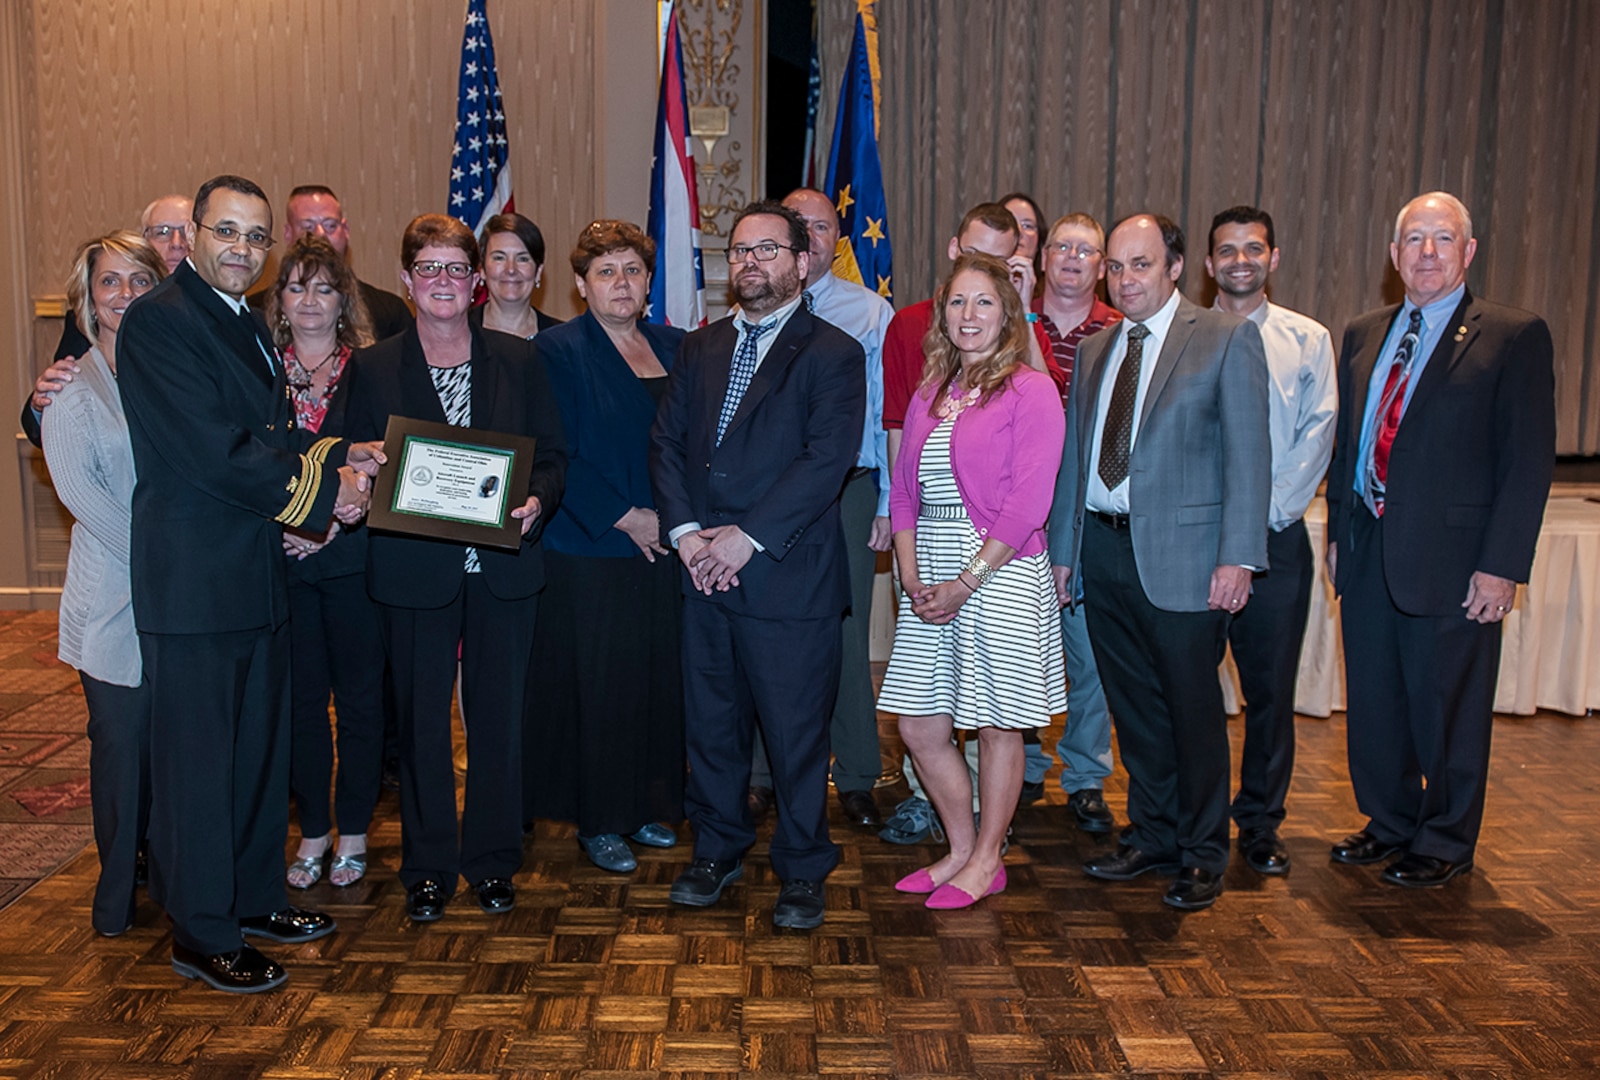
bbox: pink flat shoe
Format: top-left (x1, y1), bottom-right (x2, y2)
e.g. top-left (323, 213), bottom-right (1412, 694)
top-left (894, 867), bottom-right (940, 894)
top-left (925, 865), bottom-right (1007, 910)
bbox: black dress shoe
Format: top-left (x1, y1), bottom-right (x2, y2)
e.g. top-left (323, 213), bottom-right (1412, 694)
top-left (837, 789), bottom-right (882, 828)
top-left (1017, 780), bottom-right (1045, 807)
top-left (475, 877), bottom-right (515, 913)
top-left (406, 878), bottom-right (449, 922)
top-left (1067, 789), bottom-right (1115, 833)
top-left (747, 786), bottom-right (775, 823)
top-left (1083, 843), bottom-right (1181, 881)
top-left (669, 858), bottom-right (743, 907)
top-left (1330, 829), bottom-right (1402, 865)
top-left (772, 879), bottom-right (826, 930)
top-left (239, 906), bottom-right (336, 943)
top-left (1239, 828), bottom-right (1291, 875)
top-left (1381, 853), bottom-right (1474, 888)
top-left (171, 942), bottom-right (287, 994)
top-left (1163, 867), bottom-right (1224, 910)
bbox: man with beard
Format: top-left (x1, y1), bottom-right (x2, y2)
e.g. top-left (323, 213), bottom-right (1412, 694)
top-left (650, 201), bottom-right (865, 930)
top-left (1204, 206), bottom-right (1336, 876)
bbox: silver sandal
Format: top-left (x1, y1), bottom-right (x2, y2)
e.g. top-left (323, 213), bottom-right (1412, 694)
top-left (329, 852), bottom-right (367, 887)
top-left (286, 849), bottom-right (329, 889)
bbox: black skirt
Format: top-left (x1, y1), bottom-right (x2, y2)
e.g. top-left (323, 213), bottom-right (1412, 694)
top-left (524, 549), bottom-right (685, 835)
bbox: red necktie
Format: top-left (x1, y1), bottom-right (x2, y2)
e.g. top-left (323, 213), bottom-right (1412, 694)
top-left (1367, 309), bottom-right (1423, 516)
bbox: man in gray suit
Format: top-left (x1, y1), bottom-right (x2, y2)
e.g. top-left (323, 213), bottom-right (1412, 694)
top-left (1048, 213), bottom-right (1270, 911)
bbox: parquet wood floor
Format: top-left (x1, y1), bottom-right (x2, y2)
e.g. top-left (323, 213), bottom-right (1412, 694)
top-left (3, 695), bottom-right (1600, 1078)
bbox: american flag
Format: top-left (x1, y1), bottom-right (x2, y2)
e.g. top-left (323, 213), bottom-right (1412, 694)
top-left (448, 0), bottom-right (513, 233)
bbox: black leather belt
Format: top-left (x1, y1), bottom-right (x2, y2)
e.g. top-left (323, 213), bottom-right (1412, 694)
top-left (1088, 509), bottom-right (1131, 529)
top-left (846, 465), bottom-right (873, 482)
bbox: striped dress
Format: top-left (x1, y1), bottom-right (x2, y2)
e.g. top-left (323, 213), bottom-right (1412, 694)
top-left (877, 415), bottom-right (1065, 729)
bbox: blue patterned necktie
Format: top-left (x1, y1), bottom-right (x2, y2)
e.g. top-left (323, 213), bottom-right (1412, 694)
top-left (717, 319), bottom-right (775, 445)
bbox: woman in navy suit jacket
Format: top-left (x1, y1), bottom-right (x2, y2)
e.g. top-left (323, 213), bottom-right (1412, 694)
top-left (526, 220), bottom-right (686, 872)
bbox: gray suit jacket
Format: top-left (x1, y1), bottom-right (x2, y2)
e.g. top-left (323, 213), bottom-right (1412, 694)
top-left (41, 345), bottom-right (141, 686)
top-left (1048, 294), bottom-right (1272, 612)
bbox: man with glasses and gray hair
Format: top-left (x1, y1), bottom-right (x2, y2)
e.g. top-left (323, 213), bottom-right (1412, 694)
top-left (247, 183), bottom-right (413, 341)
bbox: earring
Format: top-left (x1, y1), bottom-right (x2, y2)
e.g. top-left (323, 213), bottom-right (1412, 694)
top-left (337, 315), bottom-right (344, 330)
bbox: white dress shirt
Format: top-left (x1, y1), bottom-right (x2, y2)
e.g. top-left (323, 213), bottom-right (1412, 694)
top-left (1085, 288), bottom-right (1183, 515)
top-left (668, 290), bottom-right (807, 549)
top-left (1225, 299), bottom-right (1337, 531)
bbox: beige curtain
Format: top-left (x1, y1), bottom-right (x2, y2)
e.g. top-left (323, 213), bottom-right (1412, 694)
top-left (817, 0), bottom-right (1600, 453)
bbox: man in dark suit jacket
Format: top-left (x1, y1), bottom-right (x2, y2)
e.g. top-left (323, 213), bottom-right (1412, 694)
top-left (1325, 191), bottom-right (1555, 888)
top-left (650, 201), bottom-right (865, 931)
top-left (117, 175), bottom-right (380, 993)
top-left (247, 184), bottom-right (414, 341)
top-left (1048, 213), bottom-right (1271, 912)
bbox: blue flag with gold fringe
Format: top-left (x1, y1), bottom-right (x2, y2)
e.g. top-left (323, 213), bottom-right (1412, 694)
top-left (824, 3), bottom-right (893, 302)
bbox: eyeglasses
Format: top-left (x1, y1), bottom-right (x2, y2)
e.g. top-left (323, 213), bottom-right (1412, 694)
top-left (294, 217), bottom-right (346, 235)
top-left (1047, 242), bottom-right (1102, 260)
top-left (196, 221), bottom-right (275, 251)
top-left (142, 224), bottom-right (189, 242)
top-left (726, 242), bottom-right (800, 263)
top-left (411, 260), bottom-right (474, 279)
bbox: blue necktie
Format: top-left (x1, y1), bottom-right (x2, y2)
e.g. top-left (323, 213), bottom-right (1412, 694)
top-left (717, 320), bottom-right (774, 445)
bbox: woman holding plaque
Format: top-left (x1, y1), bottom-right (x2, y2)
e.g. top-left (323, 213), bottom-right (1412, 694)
top-left (525, 220), bottom-right (686, 872)
top-left (267, 235), bottom-right (382, 889)
top-left (471, 213), bottom-right (562, 340)
top-left (338, 214), bottom-right (567, 923)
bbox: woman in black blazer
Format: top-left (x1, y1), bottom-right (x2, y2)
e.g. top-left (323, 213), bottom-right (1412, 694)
top-left (336, 214), bottom-right (566, 922)
top-left (468, 213), bottom-right (562, 340)
top-left (525, 220), bottom-right (686, 872)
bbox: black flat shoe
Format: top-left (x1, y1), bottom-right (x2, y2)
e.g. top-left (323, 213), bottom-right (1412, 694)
top-left (475, 877), bottom-right (516, 913)
top-left (406, 878), bottom-right (449, 922)
top-left (1083, 843), bottom-right (1181, 881)
top-left (239, 906), bottom-right (336, 943)
top-left (837, 789), bottom-right (882, 828)
top-left (772, 878), bottom-right (825, 930)
top-left (1067, 789), bottom-right (1115, 834)
top-left (171, 942), bottom-right (286, 993)
top-left (669, 858), bottom-right (743, 907)
top-left (1239, 828), bottom-right (1291, 875)
top-left (1163, 867), bottom-right (1224, 910)
top-left (747, 786), bottom-right (775, 823)
top-left (1330, 829), bottom-right (1402, 865)
top-left (1017, 780), bottom-right (1045, 807)
top-left (1381, 853), bottom-right (1473, 888)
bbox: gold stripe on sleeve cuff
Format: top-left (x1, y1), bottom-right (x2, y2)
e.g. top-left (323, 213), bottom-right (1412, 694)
top-left (274, 453), bottom-right (322, 527)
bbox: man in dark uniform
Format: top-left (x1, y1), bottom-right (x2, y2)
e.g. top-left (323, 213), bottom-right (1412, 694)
top-left (117, 174), bottom-right (382, 993)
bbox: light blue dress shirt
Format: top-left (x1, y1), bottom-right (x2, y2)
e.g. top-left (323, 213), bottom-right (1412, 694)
top-left (805, 270), bottom-right (894, 516)
top-left (1353, 283), bottom-right (1466, 499)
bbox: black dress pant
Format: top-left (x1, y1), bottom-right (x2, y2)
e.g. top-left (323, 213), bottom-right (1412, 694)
top-left (682, 597), bottom-right (841, 882)
top-left (288, 571), bottom-right (385, 838)
top-left (1341, 507), bottom-right (1501, 862)
top-left (80, 672), bottom-right (151, 935)
top-left (1081, 514), bottom-right (1232, 872)
top-left (1228, 518), bottom-right (1314, 832)
top-left (380, 575), bottom-right (535, 890)
top-left (141, 624), bottom-right (291, 955)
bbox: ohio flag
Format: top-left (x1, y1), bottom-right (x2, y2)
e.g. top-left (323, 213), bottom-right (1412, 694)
top-left (645, 1), bottom-right (706, 328)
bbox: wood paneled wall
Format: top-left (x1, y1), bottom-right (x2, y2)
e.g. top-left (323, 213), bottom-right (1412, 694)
top-left (19, 0), bottom-right (651, 319)
top-left (830, 0), bottom-right (1600, 454)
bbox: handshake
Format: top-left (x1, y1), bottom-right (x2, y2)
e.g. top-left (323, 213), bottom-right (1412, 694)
top-left (333, 441), bottom-right (387, 526)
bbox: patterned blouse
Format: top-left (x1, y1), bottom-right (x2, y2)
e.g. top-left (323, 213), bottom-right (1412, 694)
top-left (285, 343), bottom-right (353, 434)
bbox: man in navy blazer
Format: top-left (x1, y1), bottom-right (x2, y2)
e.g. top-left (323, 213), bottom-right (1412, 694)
top-left (650, 201), bottom-right (865, 930)
top-left (1325, 192), bottom-right (1555, 887)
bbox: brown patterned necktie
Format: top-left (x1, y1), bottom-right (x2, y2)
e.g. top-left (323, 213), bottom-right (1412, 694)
top-left (1097, 323), bottom-right (1150, 489)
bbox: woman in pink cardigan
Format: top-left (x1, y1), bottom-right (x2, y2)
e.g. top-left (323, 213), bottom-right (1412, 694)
top-left (877, 253), bottom-right (1066, 909)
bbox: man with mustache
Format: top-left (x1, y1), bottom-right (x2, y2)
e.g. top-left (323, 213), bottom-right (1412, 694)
top-left (650, 200), bottom-right (865, 931)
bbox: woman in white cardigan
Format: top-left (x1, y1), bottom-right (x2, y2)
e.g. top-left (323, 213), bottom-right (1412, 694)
top-left (41, 231), bottom-right (164, 936)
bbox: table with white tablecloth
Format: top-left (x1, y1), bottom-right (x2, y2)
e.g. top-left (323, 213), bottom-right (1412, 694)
top-left (1221, 494), bottom-right (1600, 718)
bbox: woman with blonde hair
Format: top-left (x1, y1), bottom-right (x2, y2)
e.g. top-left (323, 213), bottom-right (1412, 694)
top-left (877, 252), bottom-right (1066, 909)
top-left (42, 231), bottom-right (165, 935)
